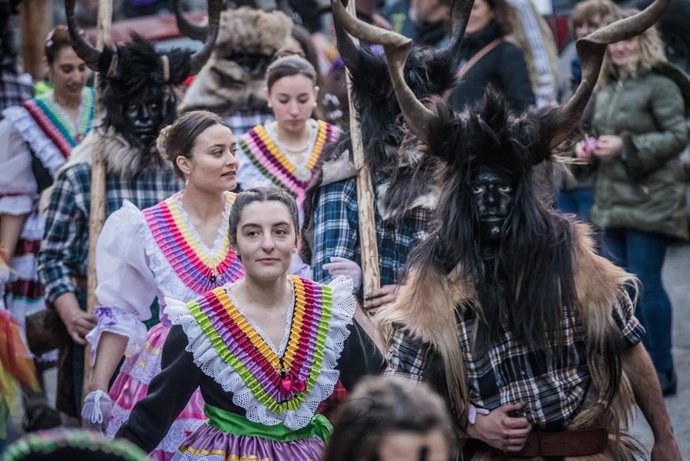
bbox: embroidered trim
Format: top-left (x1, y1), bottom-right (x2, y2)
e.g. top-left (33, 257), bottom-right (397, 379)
top-left (3, 88), bottom-right (95, 176)
top-left (142, 192), bottom-right (244, 294)
top-left (166, 276), bottom-right (356, 429)
top-left (237, 121), bottom-right (338, 199)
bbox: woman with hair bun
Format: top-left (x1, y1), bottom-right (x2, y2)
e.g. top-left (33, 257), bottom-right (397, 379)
top-left (0, 25), bottom-right (94, 328)
top-left (235, 51), bottom-right (340, 220)
top-left (81, 111), bottom-right (244, 460)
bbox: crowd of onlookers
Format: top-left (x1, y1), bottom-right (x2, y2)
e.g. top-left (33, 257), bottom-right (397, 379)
top-left (2, 0), bottom-right (689, 457)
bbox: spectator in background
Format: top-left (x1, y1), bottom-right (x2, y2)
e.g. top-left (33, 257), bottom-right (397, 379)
top-left (384, 0), bottom-right (450, 48)
top-left (0, 4), bottom-right (34, 117)
top-left (324, 376), bottom-right (454, 461)
top-left (447, 0), bottom-right (534, 113)
top-left (557, 0), bottom-right (618, 101)
top-left (583, 9), bottom-right (689, 396)
top-left (555, 0), bottom-right (618, 225)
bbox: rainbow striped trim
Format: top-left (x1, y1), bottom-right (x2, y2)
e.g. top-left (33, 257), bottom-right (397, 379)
top-left (187, 276), bottom-right (333, 413)
top-left (237, 121), bottom-right (339, 199)
top-left (21, 88), bottom-right (95, 159)
top-left (142, 194), bottom-right (244, 293)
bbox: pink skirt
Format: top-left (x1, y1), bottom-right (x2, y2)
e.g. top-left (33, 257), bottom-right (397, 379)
top-left (106, 323), bottom-right (206, 460)
top-left (173, 424), bottom-right (325, 461)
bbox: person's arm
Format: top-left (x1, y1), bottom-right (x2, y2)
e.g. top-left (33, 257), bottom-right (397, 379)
top-left (86, 203), bottom-right (156, 393)
top-left (116, 324), bottom-right (202, 453)
top-left (37, 169), bottom-right (95, 343)
top-left (623, 344), bottom-right (681, 461)
top-left (622, 76), bottom-right (688, 180)
top-left (310, 180), bottom-right (359, 284)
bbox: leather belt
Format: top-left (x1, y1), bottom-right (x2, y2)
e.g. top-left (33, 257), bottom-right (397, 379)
top-left (514, 428), bottom-right (608, 458)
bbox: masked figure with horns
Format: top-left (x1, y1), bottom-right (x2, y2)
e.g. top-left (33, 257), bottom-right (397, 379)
top-left (36, 0), bottom-right (220, 431)
top-left (335, 0), bottom-right (682, 459)
top-left (306, 0), bottom-right (472, 305)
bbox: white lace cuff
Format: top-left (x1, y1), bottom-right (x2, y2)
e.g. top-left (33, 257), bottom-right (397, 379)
top-left (0, 195), bottom-right (34, 215)
top-left (85, 306), bottom-right (147, 366)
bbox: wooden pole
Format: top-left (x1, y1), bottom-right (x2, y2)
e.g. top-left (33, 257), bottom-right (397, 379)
top-left (83, 0), bottom-right (112, 397)
top-left (19, 0), bottom-right (52, 81)
top-left (344, 1), bottom-right (380, 298)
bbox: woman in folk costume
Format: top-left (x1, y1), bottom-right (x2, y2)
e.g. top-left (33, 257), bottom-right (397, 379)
top-left (0, 25), bottom-right (94, 326)
top-left (117, 187), bottom-right (383, 460)
top-left (334, 0), bottom-right (681, 459)
top-left (235, 53), bottom-right (340, 222)
top-left (80, 111), bottom-right (244, 461)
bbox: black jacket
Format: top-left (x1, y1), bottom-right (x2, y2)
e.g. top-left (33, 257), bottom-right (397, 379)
top-left (448, 22), bottom-right (535, 113)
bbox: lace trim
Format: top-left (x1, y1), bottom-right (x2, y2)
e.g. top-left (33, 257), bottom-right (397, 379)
top-left (85, 306), bottom-right (148, 365)
top-left (0, 195), bottom-right (34, 216)
top-left (2, 88), bottom-right (95, 176)
top-left (236, 121), bottom-right (339, 199)
top-left (166, 276), bottom-right (355, 430)
top-left (140, 193), bottom-right (244, 300)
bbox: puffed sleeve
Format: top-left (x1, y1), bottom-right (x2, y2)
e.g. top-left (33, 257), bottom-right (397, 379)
top-left (116, 323), bottom-right (202, 453)
top-left (0, 118), bottom-right (37, 215)
top-left (85, 201), bottom-right (157, 364)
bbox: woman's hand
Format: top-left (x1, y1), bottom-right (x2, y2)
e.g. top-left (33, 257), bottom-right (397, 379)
top-left (466, 402), bottom-right (532, 453)
top-left (593, 135), bottom-right (624, 161)
top-left (55, 296), bottom-right (97, 345)
top-left (363, 285), bottom-right (399, 312)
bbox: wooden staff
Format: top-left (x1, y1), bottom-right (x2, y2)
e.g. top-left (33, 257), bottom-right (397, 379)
top-left (344, 1), bottom-right (380, 297)
top-left (83, 0), bottom-right (113, 396)
top-left (341, 2), bottom-right (385, 354)
top-left (19, 0), bottom-right (51, 81)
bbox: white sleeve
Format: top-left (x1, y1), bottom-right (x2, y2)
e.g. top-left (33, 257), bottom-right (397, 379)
top-left (0, 119), bottom-right (38, 215)
top-left (86, 201), bottom-right (157, 363)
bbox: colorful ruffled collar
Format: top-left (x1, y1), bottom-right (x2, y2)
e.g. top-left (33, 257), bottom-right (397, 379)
top-left (142, 192), bottom-right (244, 294)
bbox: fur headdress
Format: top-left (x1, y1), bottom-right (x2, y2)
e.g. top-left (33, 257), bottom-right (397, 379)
top-left (335, 0), bottom-right (669, 426)
top-left (322, 0), bottom-right (474, 222)
top-left (65, 0), bottom-right (220, 164)
top-left (179, 6), bottom-right (316, 115)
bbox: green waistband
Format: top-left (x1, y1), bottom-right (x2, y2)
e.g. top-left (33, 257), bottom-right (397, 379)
top-left (204, 404), bottom-right (333, 443)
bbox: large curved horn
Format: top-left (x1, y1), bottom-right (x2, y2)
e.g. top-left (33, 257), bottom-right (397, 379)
top-left (189, 0), bottom-right (222, 74)
top-left (64, 0), bottom-right (102, 70)
top-left (436, 0), bottom-right (474, 66)
top-left (173, 0), bottom-right (208, 42)
top-left (550, 0), bottom-right (669, 148)
top-left (333, 6), bottom-right (362, 74)
top-left (331, 0), bottom-right (437, 145)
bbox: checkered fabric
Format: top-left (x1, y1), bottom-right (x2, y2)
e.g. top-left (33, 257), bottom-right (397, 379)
top-left (0, 71), bottom-right (34, 117)
top-left (386, 291), bottom-right (645, 429)
top-left (311, 172), bottom-right (432, 286)
top-left (38, 162), bottom-right (182, 304)
top-left (224, 111), bottom-right (273, 138)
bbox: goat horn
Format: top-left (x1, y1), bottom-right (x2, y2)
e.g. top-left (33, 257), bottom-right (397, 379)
top-left (64, 0), bottom-right (102, 71)
top-left (331, 0), bottom-right (437, 144)
top-left (173, 0), bottom-right (208, 42)
top-left (189, 0), bottom-right (222, 74)
top-left (437, 0), bottom-right (475, 66)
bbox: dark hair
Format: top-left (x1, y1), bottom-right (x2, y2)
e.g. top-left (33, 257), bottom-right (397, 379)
top-left (324, 376), bottom-right (454, 461)
top-left (228, 187), bottom-right (300, 247)
top-left (266, 53), bottom-right (317, 92)
top-left (44, 25), bottom-right (76, 65)
top-left (485, 0), bottom-right (514, 36)
top-left (156, 110), bottom-right (229, 179)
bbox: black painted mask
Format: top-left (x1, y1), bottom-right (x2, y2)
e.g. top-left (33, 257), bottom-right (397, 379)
top-left (123, 97), bottom-right (164, 149)
top-left (471, 166), bottom-right (515, 244)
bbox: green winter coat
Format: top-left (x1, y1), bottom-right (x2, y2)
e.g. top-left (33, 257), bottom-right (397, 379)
top-left (590, 64), bottom-right (689, 241)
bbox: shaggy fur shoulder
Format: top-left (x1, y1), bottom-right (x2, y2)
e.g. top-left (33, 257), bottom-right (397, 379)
top-left (375, 221), bottom-right (638, 452)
